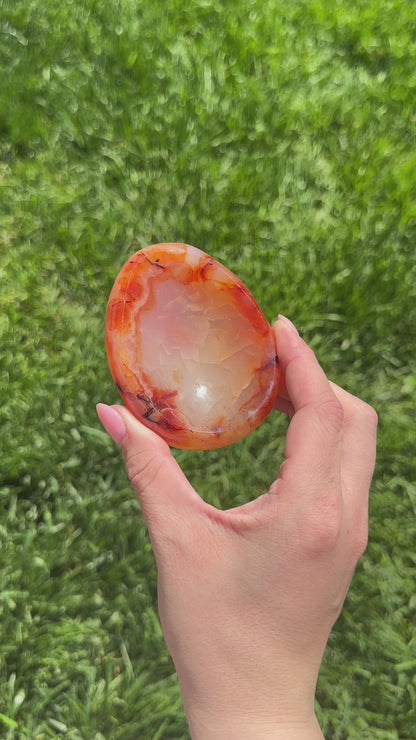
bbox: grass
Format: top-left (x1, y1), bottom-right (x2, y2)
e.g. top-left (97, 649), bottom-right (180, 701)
top-left (1, 0), bottom-right (415, 737)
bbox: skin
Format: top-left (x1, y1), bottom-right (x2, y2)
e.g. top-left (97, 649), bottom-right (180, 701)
top-left (97, 317), bottom-right (378, 739)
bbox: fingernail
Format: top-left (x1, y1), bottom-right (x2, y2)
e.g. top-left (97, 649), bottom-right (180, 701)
top-left (278, 314), bottom-right (299, 335)
top-left (96, 403), bottom-right (126, 444)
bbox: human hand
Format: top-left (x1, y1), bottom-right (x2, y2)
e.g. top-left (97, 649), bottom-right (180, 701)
top-left (97, 317), bottom-right (377, 739)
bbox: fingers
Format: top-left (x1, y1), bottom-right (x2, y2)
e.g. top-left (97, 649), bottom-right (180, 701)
top-left (273, 368), bottom-right (294, 416)
top-left (271, 319), bottom-right (377, 517)
top-left (274, 319), bottom-right (341, 417)
top-left (273, 319), bottom-right (344, 490)
top-left (329, 383), bottom-right (378, 497)
top-left (96, 403), bottom-right (203, 527)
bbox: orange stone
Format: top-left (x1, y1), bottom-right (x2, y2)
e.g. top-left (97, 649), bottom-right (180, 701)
top-left (105, 243), bottom-right (280, 449)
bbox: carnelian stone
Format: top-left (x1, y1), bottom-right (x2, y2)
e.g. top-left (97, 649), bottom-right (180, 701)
top-left (105, 243), bottom-right (280, 449)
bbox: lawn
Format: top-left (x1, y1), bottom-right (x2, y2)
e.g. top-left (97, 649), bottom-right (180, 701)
top-left (1, 0), bottom-right (415, 737)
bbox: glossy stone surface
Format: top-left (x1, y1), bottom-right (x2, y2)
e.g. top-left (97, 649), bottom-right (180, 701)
top-left (105, 243), bottom-right (280, 449)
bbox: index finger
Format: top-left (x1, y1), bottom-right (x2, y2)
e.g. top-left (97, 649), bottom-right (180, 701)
top-left (272, 319), bottom-right (344, 496)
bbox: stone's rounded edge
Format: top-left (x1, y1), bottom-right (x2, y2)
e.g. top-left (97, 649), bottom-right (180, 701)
top-left (141, 242), bottom-right (203, 257)
top-left (104, 247), bottom-right (163, 404)
top-left (105, 243), bottom-right (281, 450)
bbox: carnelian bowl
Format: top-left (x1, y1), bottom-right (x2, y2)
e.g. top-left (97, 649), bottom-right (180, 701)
top-left (105, 243), bottom-right (280, 449)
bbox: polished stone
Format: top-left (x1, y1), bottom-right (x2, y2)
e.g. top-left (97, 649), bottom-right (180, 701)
top-left (105, 243), bottom-right (280, 449)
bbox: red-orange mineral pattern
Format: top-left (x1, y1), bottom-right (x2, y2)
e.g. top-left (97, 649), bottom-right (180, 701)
top-left (105, 243), bottom-right (280, 449)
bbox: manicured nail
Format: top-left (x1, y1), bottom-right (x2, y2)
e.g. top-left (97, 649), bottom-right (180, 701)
top-left (278, 314), bottom-right (299, 336)
top-left (96, 403), bottom-right (126, 444)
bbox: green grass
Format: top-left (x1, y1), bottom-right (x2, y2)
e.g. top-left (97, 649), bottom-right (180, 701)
top-left (1, 0), bottom-right (415, 737)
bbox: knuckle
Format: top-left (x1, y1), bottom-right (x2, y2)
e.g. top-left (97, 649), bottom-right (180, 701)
top-left (300, 496), bottom-right (343, 556)
top-left (362, 402), bottom-right (378, 430)
top-left (350, 396), bottom-right (378, 430)
top-left (351, 512), bottom-right (369, 561)
top-left (316, 395), bottom-right (344, 436)
top-left (353, 529), bottom-right (368, 561)
top-left (124, 443), bottom-right (165, 497)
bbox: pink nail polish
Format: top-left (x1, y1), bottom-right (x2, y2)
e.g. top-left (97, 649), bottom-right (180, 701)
top-left (96, 403), bottom-right (126, 444)
top-left (278, 314), bottom-right (299, 336)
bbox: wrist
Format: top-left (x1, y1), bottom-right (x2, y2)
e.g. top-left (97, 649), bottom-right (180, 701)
top-left (176, 651), bottom-right (324, 739)
top-left (185, 710), bottom-right (324, 739)
top-left (181, 678), bottom-right (323, 740)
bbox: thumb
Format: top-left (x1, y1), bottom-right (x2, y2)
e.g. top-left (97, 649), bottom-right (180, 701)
top-left (96, 403), bottom-right (202, 526)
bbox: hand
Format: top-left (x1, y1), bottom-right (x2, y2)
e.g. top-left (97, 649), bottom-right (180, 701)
top-left (97, 317), bottom-right (377, 739)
